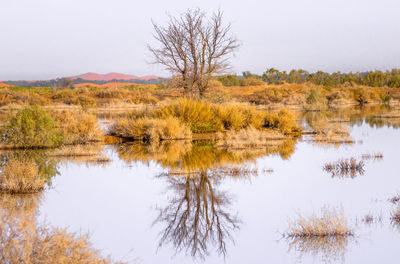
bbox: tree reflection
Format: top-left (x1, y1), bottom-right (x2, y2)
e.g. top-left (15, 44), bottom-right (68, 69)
top-left (154, 170), bottom-right (240, 260)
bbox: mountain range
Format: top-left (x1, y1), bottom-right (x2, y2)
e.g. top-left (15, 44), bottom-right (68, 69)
top-left (68, 72), bottom-right (159, 81)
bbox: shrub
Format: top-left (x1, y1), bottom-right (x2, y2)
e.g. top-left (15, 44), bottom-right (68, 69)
top-left (263, 109), bottom-right (300, 134)
top-left (0, 106), bottom-right (63, 148)
top-left (306, 88), bottom-right (327, 105)
top-left (215, 74), bottom-right (241, 86)
top-left (71, 95), bottom-right (96, 108)
top-left (52, 110), bottom-right (102, 144)
top-left (215, 104), bottom-right (265, 130)
top-left (277, 108), bottom-right (299, 134)
top-left (110, 117), bottom-right (192, 141)
top-left (0, 89), bottom-right (50, 106)
top-left (0, 159), bottom-right (45, 193)
top-left (207, 79), bottom-right (223, 88)
top-left (240, 76), bottom-right (265, 86)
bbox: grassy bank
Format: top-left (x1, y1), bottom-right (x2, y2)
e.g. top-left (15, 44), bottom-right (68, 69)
top-left (109, 98), bottom-right (300, 142)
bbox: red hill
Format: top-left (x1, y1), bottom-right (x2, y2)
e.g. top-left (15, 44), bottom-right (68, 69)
top-left (69, 72), bottom-right (158, 81)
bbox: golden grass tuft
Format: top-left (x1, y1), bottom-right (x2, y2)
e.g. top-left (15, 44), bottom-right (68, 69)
top-left (158, 98), bottom-right (220, 133)
top-left (109, 117), bottom-right (192, 141)
top-left (52, 110), bottom-right (103, 144)
top-left (0, 158), bottom-right (45, 194)
top-left (287, 207), bottom-right (353, 238)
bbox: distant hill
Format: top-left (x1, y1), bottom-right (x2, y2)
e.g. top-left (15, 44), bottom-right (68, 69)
top-left (69, 72), bottom-right (159, 81)
top-left (2, 73), bottom-right (166, 87)
top-left (0, 82), bottom-right (14, 87)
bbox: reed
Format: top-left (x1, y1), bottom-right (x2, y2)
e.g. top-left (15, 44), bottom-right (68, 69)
top-left (287, 207), bottom-right (353, 238)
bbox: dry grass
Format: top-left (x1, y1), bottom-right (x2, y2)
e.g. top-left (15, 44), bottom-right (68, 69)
top-left (109, 116), bottom-right (192, 141)
top-left (323, 158), bottom-right (365, 178)
top-left (216, 127), bottom-right (286, 148)
top-left (390, 207), bottom-right (400, 227)
top-left (50, 145), bottom-right (111, 166)
top-left (51, 110), bottom-right (103, 144)
top-left (125, 98), bottom-right (301, 135)
top-left (389, 194), bottom-right (400, 204)
top-left (309, 118), bottom-right (354, 147)
top-left (361, 152), bottom-right (383, 161)
top-left (157, 98), bottom-right (221, 133)
top-left (287, 207), bottom-right (353, 238)
top-left (361, 214), bottom-right (382, 226)
top-left (0, 158), bottom-right (46, 194)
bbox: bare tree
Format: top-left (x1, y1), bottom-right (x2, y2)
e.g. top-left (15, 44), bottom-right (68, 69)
top-left (148, 8), bottom-right (240, 97)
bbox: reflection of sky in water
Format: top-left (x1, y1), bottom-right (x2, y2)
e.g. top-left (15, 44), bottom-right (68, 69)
top-left (38, 120), bottom-right (400, 264)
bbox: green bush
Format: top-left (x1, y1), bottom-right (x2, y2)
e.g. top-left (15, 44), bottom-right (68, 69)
top-left (306, 88), bottom-right (327, 105)
top-left (1, 106), bottom-right (63, 148)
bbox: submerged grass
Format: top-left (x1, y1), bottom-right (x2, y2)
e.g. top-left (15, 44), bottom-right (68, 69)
top-left (323, 158), bottom-right (365, 178)
top-left (287, 207), bottom-right (353, 238)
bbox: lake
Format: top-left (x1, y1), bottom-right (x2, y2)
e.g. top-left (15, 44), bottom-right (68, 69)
top-left (4, 106), bottom-right (400, 263)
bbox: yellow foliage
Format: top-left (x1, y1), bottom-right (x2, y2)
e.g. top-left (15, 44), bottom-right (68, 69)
top-left (52, 110), bottom-right (102, 144)
top-left (110, 117), bottom-right (192, 141)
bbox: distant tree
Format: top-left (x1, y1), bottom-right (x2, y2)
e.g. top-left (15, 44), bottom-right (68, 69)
top-left (148, 8), bottom-right (240, 97)
top-left (60, 78), bottom-right (75, 89)
top-left (53, 78), bottom-right (75, 90)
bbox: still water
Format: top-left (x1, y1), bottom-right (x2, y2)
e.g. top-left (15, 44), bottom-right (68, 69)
top-left (9, 108), bottom-right (400, 263)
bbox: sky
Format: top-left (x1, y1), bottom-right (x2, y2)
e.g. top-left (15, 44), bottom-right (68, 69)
top-left (0, 0), bottom-right (399, 80)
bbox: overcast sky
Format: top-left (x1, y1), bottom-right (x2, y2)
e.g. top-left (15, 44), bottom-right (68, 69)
top-left (1, 0), bottom-right (399, 80)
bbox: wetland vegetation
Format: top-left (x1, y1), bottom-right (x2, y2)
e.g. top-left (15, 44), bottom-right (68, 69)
top-left (1, 6), bottom-right (400, 264)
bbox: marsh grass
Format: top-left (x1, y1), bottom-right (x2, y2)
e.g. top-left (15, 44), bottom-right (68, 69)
top-left (52, 110), bottom-right (103, 144)
top-left (216, 126), bottom-right (286, 148)
top-left (361, 152), bottom-right (383, 161)
top-left (390, 207), bottom-right (400, 228)
top-left (122, 98), bottom-right (300, 136)
top-left (50, 145), bottom-right (111, 166)
top-left (323, 158), bottom-right (365, 178)
top-left (287, 207), bottom-right (353, 238)
top-left (0, 158), bottom-right (45, 194)
top-left (109, 117), bottom-right (192, 141)
top-left (389, 194), bottom-right (400, 204)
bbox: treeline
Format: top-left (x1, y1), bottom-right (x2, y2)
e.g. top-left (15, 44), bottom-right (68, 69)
top-left (262, 68), bottom-right (400, 88)
top-left (215, 69), bottom-right (400, 88)
top-left (4, 77), bottom-right (166, 87)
